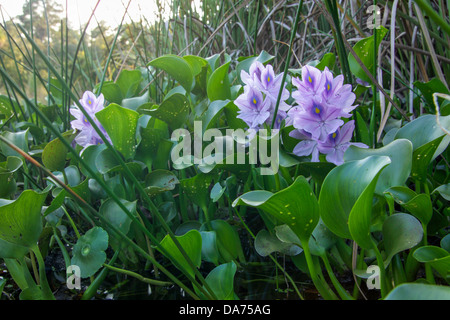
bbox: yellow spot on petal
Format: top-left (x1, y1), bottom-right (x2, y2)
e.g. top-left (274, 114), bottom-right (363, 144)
top-left (332, 132), bottom-right (337, 138)
top-left (308, 76), bottom-right (312, 83)
top-left (267, 76), bottom-right (271, 82)
top-left (315, 107), bottom-right (321, 114)
top-left (327, 84), bottom-right (331, 91)
top-left (253, 98), bottom-right (257, 105)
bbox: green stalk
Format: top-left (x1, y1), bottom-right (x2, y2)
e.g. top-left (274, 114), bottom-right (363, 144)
top-left (103, 264), bottom-right (173, 287)
top-left (30, 244), bottom-right (55, 300)
top-left (371, 239), bottom-right (390, 298)
top-left (320, 253), bottom-right (355, 300)
top-left (302, 242), bottom-right (339, 300)
top-left (413, 0), bottom-right (450, 36)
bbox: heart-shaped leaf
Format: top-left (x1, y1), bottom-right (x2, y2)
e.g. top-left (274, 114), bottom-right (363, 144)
top-left (144, 169), bottom-right (179, 197)
top-left (413, 245), bottom-right (450, 281)
top-left (159, 229), bottom-right (202, 279)
top-left (254, 229), bottom-right (302, 257)
top-left (0, 190), bottom-right (48, 248)
top-left (196, 262), bottom-right (237, 300)
top-left (207, 62), bottom-right (231, 101)
top-left (344, 139), bottom-right (412, 195)
top-left (96, 103), bottom-right (140, 160)
top-left (147, 54), bottom-right (193, 92)
top-left (70, 227), bottom-right (109, 278)
top-left (319, 156), bottom-right (391, 240)
top-left (233, 176), bottom-right (319, 244)
top-left (382, 213), bottom-right (423, 266)
top-left (385, 283), bottom-right (450, 300)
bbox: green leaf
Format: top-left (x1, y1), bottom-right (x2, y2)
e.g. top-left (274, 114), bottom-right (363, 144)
top-left (315, 52), bottom-right (336, 71)
top-left (348, 26), bottom-right (388, 83)
top-left (382, 214), bottom-right (423, 266)
top-left (115, 69), bottom-right (142, 99)
top-left (414, 78), bottom-right (449, 110)
top-left (201, 220), bottom-right (245, 263)
top-left (207, 62), bottom-right (231, 101)
top-left (71, 227), bottom-right (109, 278)
top-left (201, 262), bottom-right (237, 300)
top-left (201, 100), bottom-right (232, 133)
top-left (98, 81), bottom-right (123, 104)
top-left (42, 131), bottom-right (77, 171)
top-left (385, 283), bottom-right (450, 300)
top-left (139, 93), bottom-right (190, 130)
top-left (413, 246), bottom-right (450, 281)
top-left (233, 176), bottom-right (319, 243)
top-left (347, 159), bottom-right (389, 250)
top-left (144, 169), bottom-right (179, 197)
top-left (180, 173), bottom-right (213, 213)
top-left (255, 229), bottom-right (302, 257)
top-left (385, 187), bottom-right (433, 226)
top-left (199, 230), bottom-right (220, 265)
top-left (344, 139), bottom-right (413, 195)
top-left (0, 156), bottom-right (22, 198)
top-left (319, 156), bottom-right (391, 240)
top-left (99, 198), bottom-right (137, 236)
top-left (410, 135), bottom-right (445, 182)
top-left (96, 103), bottom-right (140, 160)
top-left (433, 183), bottom-right (450, 201)
top-left (0, 238), bottom-right (29, 259)
top-left (147, 54), bottom-right (194, 92)
top-left (394, 114), bottom-right (450, 160)
top-left (0, 129), bottom-right (29, 158)
top-left (0, 190), bottom-right (48, 248)
top-left (160, 229), bottom-right (202, 279)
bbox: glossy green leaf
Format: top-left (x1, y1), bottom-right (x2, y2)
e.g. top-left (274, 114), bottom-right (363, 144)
top-left (413, 246), bottom-right (450, 281)
top-left (147, 54), bottom-right (193, 92)
top-left (382, 214), bottom-right (423, 266)
top-left (207, 62), bottom-right (231, 101)
top-left (199, 230), bottom-right (220, 265)
top-left (233, 176), bottom-right (319, 243)
top-left (385, 283), bottom-right (450, 300)
top-left (0, 156), bottom-right (22, 198)
top-left (197, 262), bottom-right (237, 300)
top-left (441, 234), bottom-right (450, 253)
top-left (201, 219), bottom-right (244, 263)
top-left (99, 198), bottom-right (137, 236)
top-left (98, 81), bottom-right (123, 104)
top-left (201, 99), bottom-right (231, 132)
top-left (144, 169), bottom-right (179, 197)
top-left (394, 114), bottom-right (450, 161)
top-left (115, 69), bottom-right (142, 99)
top-left (319, 156), bottom-right (391, 240)
top-left (0, 190), bottom-right (48, 248)
top-left (96, 103), bottom-right (140, 160)
top-left (160, 229), bottom-right (202, 279)
top-left (71, 227), bottom-right (109, 278)
top-left (0, 129), bottom-right (29, 158)
top-left (385, 186), bottom-right (433, 226)
top-left (433, 183), bottom-right (450, 201)
top-left (344, 139), bottom-right (413, 195)
top-left (413, 78), bottom-right (449, 110)
top-left (0, 237), bottom-right (29, 259)
top-left (180, 173), bottom-right (213, 213)
top-left (315, 52), bottom-right (336, 71)
top-left (347, 159), bottom-right (389, 250)
top-left (410, 135), bottom-right (445, 182)
top-left (348, 26), bottom-right (388, 83)
top-left (255, 229), bottom-right (302, 257)
top-left (42, 130), bottom-right (77, 171)
top-left (139, 93), bottom-right (190, 130)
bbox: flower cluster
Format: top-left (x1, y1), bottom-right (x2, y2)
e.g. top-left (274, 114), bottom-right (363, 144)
top-left (286, 65), bottom-right (367, 165)
top-left (235, 61), bottom-right (290, 130)
top-left (70, 91), bottom-right (111, 150)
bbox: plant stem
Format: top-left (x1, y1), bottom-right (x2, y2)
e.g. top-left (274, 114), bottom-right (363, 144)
top-left (302, 242), bottom-right (338, 300)
top-left (321, 252), bottom-right (355, 300)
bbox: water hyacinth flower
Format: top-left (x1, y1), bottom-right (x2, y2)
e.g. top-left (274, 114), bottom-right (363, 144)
top-left (287, 65), bottom-right (364, 165)
top-left (236, 61), bottom-right (290, 130)
top-left (317, 120), bottom-right (368, 165)
top-left (70, 91), bottom-right (111, 149)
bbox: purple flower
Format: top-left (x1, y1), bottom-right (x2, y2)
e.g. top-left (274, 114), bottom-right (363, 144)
top-left (240, 61), bottom-right (265, 87)
top-left (235, 85), bottom-right (271, 129)
top-left (291, 65), bottom-right (325, 104)
top-left (256, 64), bottom-right (290, 108)
top-left (70, 91), bottom-right (111, 149)
top-left (317, 120), bottom-right (368, 165)
top-left (320, 67), bottom-right (357, 118)
top-left (288, 96), bottom-right (344, 142)
top-left (289, 129), bottom-right (320, 162)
